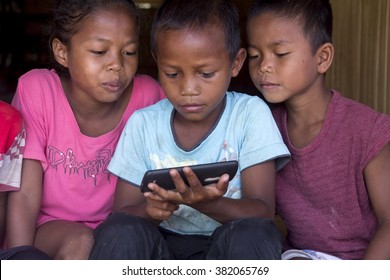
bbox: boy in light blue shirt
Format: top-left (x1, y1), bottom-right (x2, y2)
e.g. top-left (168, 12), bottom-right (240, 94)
top-left (90, 0), bottom-right (290, 260)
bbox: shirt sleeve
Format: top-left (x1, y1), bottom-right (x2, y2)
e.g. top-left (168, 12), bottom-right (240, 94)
top-left (238, 97), bottom-right (290, 171)
top-left (0, 104), bottom-right (25, 191)
top-left (108, 111), bottom-right (150, 187)
top-left (12, 72), bottom-right (49, 168)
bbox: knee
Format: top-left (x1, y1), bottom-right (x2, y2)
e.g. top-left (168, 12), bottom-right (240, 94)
top-left (90, 213), bottom-right (167, 260)
top-left (231, 218), bottom-right (282, 243)
top-left (94, 212), bottom-right (155, 241)
top-left (220, 218), bottom-right (282, 259)
top-left (4, 246), bottom-right (51, 260)
top-left (57, 227), bottom-right (94, 260)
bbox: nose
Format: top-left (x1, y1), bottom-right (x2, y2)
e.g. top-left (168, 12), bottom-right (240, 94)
top-left (258, 58), bottom-right (272, 74)
top-left (180, 76), bottom-right (200, 96)
top-left (106, 53), bottom-right (124, 72)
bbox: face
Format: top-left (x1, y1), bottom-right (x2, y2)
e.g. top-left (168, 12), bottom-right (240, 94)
top-left (246, 12), bottom-right (323, 104)
top-left (154, 24), bottom-right (244, 123)
top-left (56, 7), bottom-right (139, 104)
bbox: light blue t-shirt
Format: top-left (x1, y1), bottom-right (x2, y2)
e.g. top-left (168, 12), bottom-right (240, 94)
top-left (109, 92), bottom-right (290, 235)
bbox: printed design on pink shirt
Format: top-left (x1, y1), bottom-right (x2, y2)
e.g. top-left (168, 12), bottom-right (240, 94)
top-left (48, 146), bottom-right (113, 185)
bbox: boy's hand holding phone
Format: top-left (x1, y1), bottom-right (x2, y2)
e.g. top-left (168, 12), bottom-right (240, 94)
top-left (144, 164), bottom-right (232, 220)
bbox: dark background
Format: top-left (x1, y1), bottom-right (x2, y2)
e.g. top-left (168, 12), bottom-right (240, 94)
top-left (0, 0), bottom-right (259, 104)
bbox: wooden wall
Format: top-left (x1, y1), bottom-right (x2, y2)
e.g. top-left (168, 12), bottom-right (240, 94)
top-left (1, 0), bottom-right (389, 113)
top-left (327, 0), bottom-right (390, 114)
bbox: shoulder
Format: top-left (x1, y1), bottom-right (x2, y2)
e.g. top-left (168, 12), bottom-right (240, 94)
top-left (134, 74), bottom-right (162, 92)
top-left (124, 99), bottom-right (171, 133)
top-left (227, 91), bottom-right (270, 111)
top-left (132, 74), bottom-right (165, 102)
top-left (15, 68), bottom-right (62, 99)
top-left (135, 98), bottom-right (171, 116)
top-left (134, 74), bottom-right (158, 84)
top-left (0, 101), bottom-right (23, 150)
top-left (226, 92), bottom-right (274, 124)
top-left (0, 101), bottom-right (23, 135)
top-left (19, 69), bottom-right (59, 84)
top-left (0, 101), bottom-right (23, 129)
top-left (333, 91), bottom-right (384, 119)
top-left (16, 69), bottom-right (61, 99)
top-left (332, 91), bottom-right (390, 130)
top-left (331, 91), bottom-right (390, 156)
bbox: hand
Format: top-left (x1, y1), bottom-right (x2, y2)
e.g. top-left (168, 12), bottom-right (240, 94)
top-left (146, 166), bottom-right (229, 207)
top-left (144, 187), bottom-right (179, 220)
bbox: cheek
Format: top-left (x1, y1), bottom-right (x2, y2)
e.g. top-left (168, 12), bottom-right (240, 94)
top-left (158, 78), bottom-right (175, 96)
top-left (248, 62), bottom-right (257, 76)
top-left (248, 62), bottom-right (260, 84)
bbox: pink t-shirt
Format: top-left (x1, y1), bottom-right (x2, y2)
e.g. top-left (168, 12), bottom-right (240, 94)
top-left (0, 101), bottom-right (25, 191)
top-left (273, 91), bottom-right (390, 259)
top-left (12, 69), bottom-right (165, 229)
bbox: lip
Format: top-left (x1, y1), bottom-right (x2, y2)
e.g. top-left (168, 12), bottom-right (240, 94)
top-left (179, 103), bottom-right (205, 113)
top-left (102, 80), bottom-right (122, 93)
top-left (259, 81), bottom-right (280, 91)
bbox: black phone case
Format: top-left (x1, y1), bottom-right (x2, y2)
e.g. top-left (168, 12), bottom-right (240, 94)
top-left (140, 160), bottom-right (238, 192)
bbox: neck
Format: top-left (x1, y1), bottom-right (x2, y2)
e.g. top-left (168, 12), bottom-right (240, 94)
top-left (286, 88), bottom-right (332, 127)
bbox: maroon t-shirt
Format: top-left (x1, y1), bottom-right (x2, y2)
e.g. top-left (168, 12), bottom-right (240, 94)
top-left (273, 91), bottom-right (390, 259)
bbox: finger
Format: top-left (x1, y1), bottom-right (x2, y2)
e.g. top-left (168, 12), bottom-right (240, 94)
top-left (144, 191), bottom-right (164, 201)
top-left (169, 169), bottom-right (189, 194)
top-left (214, 173), bottom-right (230, 194)
top-left (181, 166), bottom-right (203, 191)
top-left (145, 198), bottom-right (179, 220)
top-left (146, 206), bottom-right (174, 220)
top-left (145, 182), bottom-right (173, 200)
top-left (147, 197), bottom-right (179, 211)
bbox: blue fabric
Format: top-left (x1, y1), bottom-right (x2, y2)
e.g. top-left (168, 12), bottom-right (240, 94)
top-left (109, 92), bottom-right (290, 235)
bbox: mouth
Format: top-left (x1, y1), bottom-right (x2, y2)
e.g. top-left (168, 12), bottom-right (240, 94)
top-left (259, 81), bottom-right (279, 91)
top-left (102, 80), bottom-right (122, 93)
top-left (179, 103), bottom-right (205, 113)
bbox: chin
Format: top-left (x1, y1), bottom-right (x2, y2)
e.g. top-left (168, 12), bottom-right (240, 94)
top-left (100, 94), bottom-right (122, 103)
top-left (261, 93), bottom-right (286, 104)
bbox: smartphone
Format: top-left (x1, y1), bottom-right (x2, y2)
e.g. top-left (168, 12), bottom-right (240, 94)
top-left (140, 160), bottom-right (238, 193)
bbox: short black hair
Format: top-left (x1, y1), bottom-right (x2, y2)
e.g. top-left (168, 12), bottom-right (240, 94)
top-left (248, 0), bottom-right (332, 53)
top-left (151, 0), bottom-right (241, 61)
top-left (49, 0), bottom-right (139, 78)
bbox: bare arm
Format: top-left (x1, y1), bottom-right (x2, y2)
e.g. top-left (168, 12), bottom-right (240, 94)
top-left (363, 142), bottom-right (390, 259)
top-left (113, 178), bottom-right (147, 215)
top-left (0, 192), bottom-right (6, 243)
top-left (7, 159), bottom-right (43, 247)
top-left (146, 160), bottom-right (276, 223)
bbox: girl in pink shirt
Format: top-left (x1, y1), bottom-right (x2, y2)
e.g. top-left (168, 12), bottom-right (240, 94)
top-left (8, 0), bottom-right (165, 259)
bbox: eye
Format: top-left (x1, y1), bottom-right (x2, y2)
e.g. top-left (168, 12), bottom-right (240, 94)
top-left (164, 72), bottom-right (179, 79)
top-left (200, 72), bottom-right (215, 78)
top-left (123, 51), bottom-right (137, 56)
top-left (90, 50), bottom-right (106, 55)
top-left (248, 53), bottom-right (260, 60)
top-left (275, 52), bottom-right (289, 57)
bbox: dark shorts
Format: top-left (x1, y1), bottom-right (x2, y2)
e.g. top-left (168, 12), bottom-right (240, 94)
top-left (89, 212), bottom-right (282, 260)
top-left (0, 245), bottom-right (51, 260)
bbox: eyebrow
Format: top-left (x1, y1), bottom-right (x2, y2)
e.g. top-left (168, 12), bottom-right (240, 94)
top-left (247, 39), bottom-right (291, 49)
top-left (88, 37), bottom-right (138, 45)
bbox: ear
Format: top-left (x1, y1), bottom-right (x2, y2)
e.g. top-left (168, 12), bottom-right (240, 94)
top-left (231, 48), bottom-right (247, 77)
top-left (52, 38), bottom-right (69, 68)
top-left (316, 42), bottom-right (334, 74)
